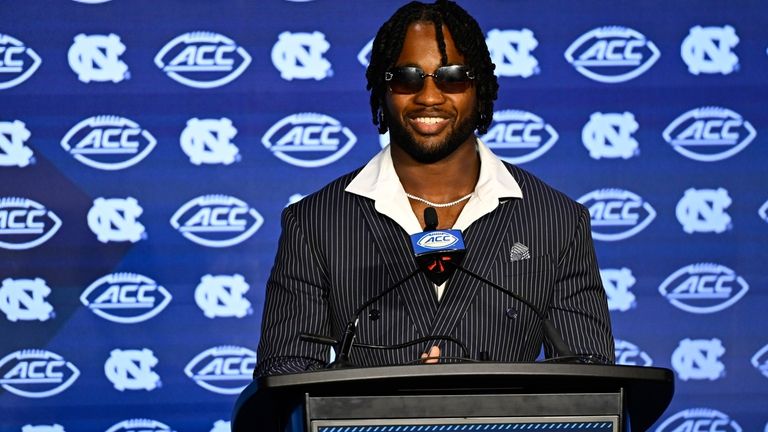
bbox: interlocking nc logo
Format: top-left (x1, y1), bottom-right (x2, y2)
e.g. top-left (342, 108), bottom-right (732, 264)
top-left (681, 25), bottom-right (739, 75)
top-left (676, 188), bottom-right (732, 234)
top-left (578, 189), bottom-right (656, 241)
top-left (180, 118), bottom-right (239, 165)
top-left (80, 273), bottom-right (172, 324)
top-left (486, 28), bottom-right (539, 78)
top-left (0, 33), bottom-right (41, 90)
top-left (614, 339), bottom-right (653, 366)
top-left (0, 197), bottom-right (62, 250)
top-left (87, 197), bottom-right (145, 243)
top-left (480, 109), bottom-right (558, 164)
top-left (663, 106), bottom-right (756, 162)
top-left (67, 33), bottom-right (129, 83)
top-left (195, 274), bottom-right (252, 319)
top-left (582, 112), bottom-right (639, 160)
top-left (104, 348), bottom-right (161, 391)
top-left (155, 31), bottom-right (252, 89)
top-left (659, 263), bottom-right (748, 314)
top-left (170, 195), bottom-right (264, 248)
top-left (656, 408), bottom-right (743, 432)
top-left (600, 268), bottom-right (636, 312)
top-left (0, 278), bottom-right (54, 322)
top-left (671, 338), bottom-right (725, 381)
top-left (0, 119), bottom-right (34, 167)
top-left (262, 113), bottom-right (356, 167)
top-left (564, 26), bottom-right (660, 83)
top-left (271, 31), bottom-right (332, 80)
top-left (759, 199), bottom-right (768, 224)
top-left (0, 349), bottom-right (80, 398)
top-left (184, 346), bottom-right (256, 394)
top-left (105, 419), bottom-right (175, 432)
top-left (22, 425), bottom-right (65, 432)
top-left (61, 115), bottom-right (157, 170)
top-left (751, 344), bottom-right (768, 379)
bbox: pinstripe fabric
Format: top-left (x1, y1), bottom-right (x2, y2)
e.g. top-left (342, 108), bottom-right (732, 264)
top-left (254, 163), bottom-right (614, 377)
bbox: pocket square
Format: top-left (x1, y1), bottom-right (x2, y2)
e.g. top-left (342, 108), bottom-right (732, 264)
top-left (509, 242), bottom-right (531, 262)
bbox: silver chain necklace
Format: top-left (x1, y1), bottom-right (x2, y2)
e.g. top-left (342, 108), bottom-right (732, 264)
top-left (405, 192), bottom-right (474, 208)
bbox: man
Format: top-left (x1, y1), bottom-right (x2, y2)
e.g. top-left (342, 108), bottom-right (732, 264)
top-left (254, 0), bottom-right (614, 377)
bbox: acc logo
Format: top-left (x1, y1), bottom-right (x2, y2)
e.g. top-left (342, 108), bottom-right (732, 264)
top-left (87, 197), bottom-right (145, 243)
top-left (80, 273), bottom-right (172, 324)
top-left (67, 33), bottom-right (129, 83)
top-left (0, 349), bottom-right (79, 398)
top-left (663, 106), bottom-right (756, 162)
top-left (417, 232), bottom-right (459, 249)
top-left (0, 278), bottom-right (54, 322)
top-left (357, 38), bottom-right (373, 67)
top-left (759, 199), bottom-right (768, 224)
top-left (271, 31), bottom-right (332, 80)
top-left (22, 425), bottom-right (65, 432)
top-left (656, 408), bottom-right (742, 432)
top-left (578, 189), bottom-right (656, 241)
top-left (672, 338), bottom-right (725, 381)
top-left (751, 344), bottom-right (768, 379)
top-left (676, 188), bottom-right (732, 234)
top-left (61, 115), bottom-right (157, 170)
top-left (155, 31), bottom-right (251, 89)
top-left (104, 348), bottom-right (161, 391)
top-left (72, 0), bottom-right (112, 3)
top-left (486, 29), bottom-right (539, 78)
top-left (105, 419), bottom-right (175, 432)
top-left (480, 110), bottom-right (558, 164)
top-left (0, 34), bottom-right (42, 90)
top-left (180, 118), bottom-right (239, 165)
top-left (582, 112), bottom-right (639, 160)
top-left (262, 113), bottom-right (356, 167)
top-left (195, 274), bottom-right (252, 319)
top-left (600, 268), bottom-right (636, 312)
top-left (0, 197), bottom-right (62, 250)
top-left (170, 195), bottom-right (263, 248)
top-left (681, 25), bottom-right (739, 75)
top-left (614, 339), bottom-right (652, 366)
top-left (659, 263), bottom-right (748, 314)
top-left (564, 26), bottom-right (659, 83)
top-left (184, 345), bottom-right (256, 394)
top-left (0, 120), bottom-right (34, 167)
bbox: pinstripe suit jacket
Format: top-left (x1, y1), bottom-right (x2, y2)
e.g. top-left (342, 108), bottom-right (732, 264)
top-left (255, 162), bottom-right (614, 377)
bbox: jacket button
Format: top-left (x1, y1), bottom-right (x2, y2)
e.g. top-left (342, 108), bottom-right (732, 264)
top-left (369, 308), bottom-right (380, 321)
top-left (505, 307), bottom-right (519, 319)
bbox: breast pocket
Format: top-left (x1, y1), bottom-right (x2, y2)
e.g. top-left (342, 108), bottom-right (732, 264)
top-left (501, 255), bottom-right (555, 313)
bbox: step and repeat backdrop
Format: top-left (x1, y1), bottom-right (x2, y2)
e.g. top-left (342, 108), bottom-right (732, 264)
top-left (1, 0), bottom-right (766, 431)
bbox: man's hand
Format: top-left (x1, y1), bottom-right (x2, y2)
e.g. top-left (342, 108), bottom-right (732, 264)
top-left (420, 345), bottom-right (440, 364)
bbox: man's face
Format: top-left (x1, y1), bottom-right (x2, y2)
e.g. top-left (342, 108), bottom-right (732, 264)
top-left (384, 22), bottom-right (478, 164)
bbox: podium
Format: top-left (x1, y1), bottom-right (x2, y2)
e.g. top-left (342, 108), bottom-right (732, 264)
top-left (232, 363), bottom-right (674, 432)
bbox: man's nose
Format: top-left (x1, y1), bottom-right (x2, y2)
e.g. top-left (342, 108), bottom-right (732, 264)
top-left (413, 75), bottom-right (446, 106)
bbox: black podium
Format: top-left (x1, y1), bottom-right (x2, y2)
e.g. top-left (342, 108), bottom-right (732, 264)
top-left (232, 363), bottom-right (674, 432)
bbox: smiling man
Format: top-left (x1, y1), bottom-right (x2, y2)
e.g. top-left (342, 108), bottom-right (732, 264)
top-left (255, 0), bottom-right (614, 376)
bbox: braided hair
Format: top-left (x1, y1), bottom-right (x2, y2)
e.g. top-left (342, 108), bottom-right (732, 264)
top-left (366, 0), bottom-right (498, 135)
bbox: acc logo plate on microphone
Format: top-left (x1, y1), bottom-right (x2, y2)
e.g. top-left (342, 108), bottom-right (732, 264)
top-left (0, 349), bottom-right (80, 398)
top-left (411, 230), bottom-right (465, 255)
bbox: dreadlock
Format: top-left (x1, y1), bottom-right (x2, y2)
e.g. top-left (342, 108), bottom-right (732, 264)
top-left (366, 0), bottom-right (498, 135)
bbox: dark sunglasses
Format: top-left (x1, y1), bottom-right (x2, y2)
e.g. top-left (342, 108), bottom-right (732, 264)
top-left (384, 65), bottom-right (475, 94)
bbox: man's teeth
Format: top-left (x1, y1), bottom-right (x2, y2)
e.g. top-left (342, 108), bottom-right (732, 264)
top-left (415, 117), bottom-right (445, 125)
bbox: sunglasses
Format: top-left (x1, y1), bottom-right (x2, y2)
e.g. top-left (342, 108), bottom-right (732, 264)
top-left (384, 65), bottom-right (475, 94)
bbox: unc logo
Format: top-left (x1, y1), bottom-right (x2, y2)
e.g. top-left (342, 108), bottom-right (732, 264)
top-left (0, 34), bottom-right (42, 90)
top-left (656, 408), bottom-right (742, 432)
top-left (210, 420), bottom-right (230, 432)
top-left (271, 31), bottom-right (332, 80)
top-left (195, 274), bottom-right (252, 319)
top-left (486, 28), bottom-right (539, 78)
top-left (759, 199), bottom-right (768, 224)
top-left (184, 346), bottom-right (256, 394)
top-left (663, 106), bottom-right (756, 162)
top-left (170, 195), bottom-right (264, 248)
top-left (155, 31), bottom-right (252, 89)
top-left (480, 110), bottom-right (558, 164)
top-left (104, 348), bottom-right (161, 391)
top-left (0, 119), bottom-right (34, 167)
top-left (80, 273), bottom-right (172, 324)
top-left (67, 33), bottom-right (129, 83)
top-left (60, 115), bottom-right (157, 170)
top-left (0, 349), bottom-right (79, 398)
top-left (659, 263), bottom-right (748, 314)
top-left (417, 232), bottom-right (459, 249)
top-left (105, 419), bottom-right (174, 432)
top-left (676, 188), bottom-right (732, 234)
top-left (262, 113), bottom-right (356, 167)
top-left (582, 112), bottom-right (639, 160)
top-left (577, 189), bottom-right (656, 241)
top-left (357, 38), bottom-right (373, 67)
top-left (681, 25), bottom-right (739, 75)
top-left (22, 425), bottom-right (65, 432)
top-left (564, 26), bottom-right (660, 83)
top-left (751, 344), bottom-right (768, 379)
top-left (671, 338), bottom-right (725, 381)
top-left (600, 268), bottom-right (636, 312)
top-left (0, 197), bottom-right (62, 250)
top-left (180, 118), bottom-right (239, 165)
top-left (87, 197), bottom-right (145, 243)
top-left (614, 339), bottom-right (653, 366)
top-left (0, 278), bottom-right (54, 322)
